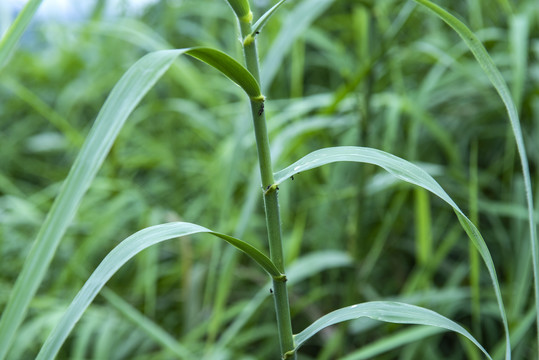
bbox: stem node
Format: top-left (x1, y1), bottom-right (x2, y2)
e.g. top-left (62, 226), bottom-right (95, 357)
top-left (283, 349), bottom-right (296, 359)
top-left (264, 183), bottom-right (279, 195)
top-left (239, 14), bottom-right (295, 359)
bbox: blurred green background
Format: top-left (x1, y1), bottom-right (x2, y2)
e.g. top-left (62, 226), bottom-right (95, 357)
top-left (1, 0), bottom-right (538, 358)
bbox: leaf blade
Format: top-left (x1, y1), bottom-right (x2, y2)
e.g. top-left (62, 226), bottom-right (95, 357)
top-left (0, 49), bottom-right (185, 358)
top-left (412, 1), bottom-right (536, 356)
top-left (261, 0), bottom-right (335, 89)
top-left (251, 0), bottom-right (289, 36)
top-left (186, 47), bottom-right (261, 98)
top-left (0, 47), bottom-right (260, 358)
top-left (37, 222), bottom-right (278, 359)
top-left (293, 301), bottom-right (492, 360)
top-left (274, 146), bottom-right (508, 357)
top-left (0, 0), bottom-right (43, 70)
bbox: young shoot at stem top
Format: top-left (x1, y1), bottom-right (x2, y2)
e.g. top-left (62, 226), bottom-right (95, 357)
top-left (225, 0), bottom-right (253, 22)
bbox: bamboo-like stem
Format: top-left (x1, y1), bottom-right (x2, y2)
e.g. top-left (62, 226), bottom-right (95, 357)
top-left (238, 15), bottom-right (296, 360)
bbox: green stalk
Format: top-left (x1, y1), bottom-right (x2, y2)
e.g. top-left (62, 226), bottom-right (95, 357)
top-left (235, 9), bottom-right (296, 359)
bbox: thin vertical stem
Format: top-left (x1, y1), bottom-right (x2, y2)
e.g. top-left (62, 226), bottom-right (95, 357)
top-left (469, 139), bottom-right (482, 355)
top-left (238, 15), bottom-right (296, 360)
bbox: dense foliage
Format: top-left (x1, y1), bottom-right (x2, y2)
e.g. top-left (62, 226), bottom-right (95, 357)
top-left (1, 0), bottom-right (538, 358)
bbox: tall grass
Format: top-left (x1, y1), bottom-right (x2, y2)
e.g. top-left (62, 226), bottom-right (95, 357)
top-left (0, 0), bottom-right (537, 358)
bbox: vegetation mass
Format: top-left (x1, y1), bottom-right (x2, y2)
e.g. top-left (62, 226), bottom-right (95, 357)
top-left (0, 0), bottom-right (538, 359)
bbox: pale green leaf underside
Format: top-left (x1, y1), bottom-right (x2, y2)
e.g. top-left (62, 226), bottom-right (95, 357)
top-left (274, 146), bottom-right (508, 356)
top-left (0, 47), bottom-right (259, 358)
top-left (37, 222), bottom-right (278, 359)
top-left (413, 0), bottom-right (536, 357)
top-left (293, 301), bottom-right (492, 360)
top-left (275, 146), bottom-right (453, 205)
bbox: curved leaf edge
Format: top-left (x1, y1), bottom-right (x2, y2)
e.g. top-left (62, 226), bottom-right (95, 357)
top-left (185, 47), bottom-right (261, 98)
top-left (412, 0), bottom-right (536, 357)
top-left (250, 0), bottom-right (288, 37)
top-left (292, 301), bottom-right (492, 360)
top-left (37, 222), bottom-right (279, 359)
top-left (0, 0), bottom-right (43, 70)
top-left (274, 146), bottom-right (508, 357)
top-left (0, 49), bottom-right (185, 358)
top-left (0, 46), bottom-right (261, 357)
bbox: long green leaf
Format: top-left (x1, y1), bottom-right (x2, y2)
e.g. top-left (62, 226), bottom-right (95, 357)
top-left (341, 326), bottom-right (445, 360)
top-left (0, 0), bottom-right (43, 70)
top-left (100, 288), bottom-right (194, 358)
top-left (293, 301), bottom-right (492, 360)
top-left (186, 47), bottom-right (261, 98)
top-left (412, 0), bottom-right (536, 357)
top-left (0, 47), bottom-right (259, 359)
top-left (261, 0), bottom-right (334, 89)
top-left (250, 0), bottom-right (289, 36)
top-left (274, 146), bottom-right (508, 357)
top-left (37, 222), bottom-right (278, 359)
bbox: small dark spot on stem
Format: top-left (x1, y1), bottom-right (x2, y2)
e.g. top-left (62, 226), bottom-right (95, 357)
top-left (291, 176), bottom-right (294, 180)
top-left (269, 288), bottom-right (273, 294)
top-left (258, 102), bottom-right (265, 116)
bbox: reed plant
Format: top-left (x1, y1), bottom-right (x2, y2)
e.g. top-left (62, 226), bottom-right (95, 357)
top-left (0, 0), bottom-right (537, 359)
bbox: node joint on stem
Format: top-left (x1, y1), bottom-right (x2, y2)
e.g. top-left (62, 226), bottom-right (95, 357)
top-left (264, 183), bottom-right (279, 195)
top-left (283, 349), bottom-right (296, 359)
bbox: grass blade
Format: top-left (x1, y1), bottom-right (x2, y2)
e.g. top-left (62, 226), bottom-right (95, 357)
top-left (37, 222), bottom-right (279, 359)
top-left (100, 288), bottom-right (193, 358)
top-left (274, 146), bottom-right (509, 357)
top-left (0, 0), bottom-right (42, 70)
top-left (261, 0), bottom-right (334, 89)
top-left (1, 79), bottom-right (84, 146)
top-left (414, 188), bottom-right (432, 270)
top-left (293, 301), bottom-right (492, 360)
top-left (0, 49), bottom-right (184, 359)
top-left (0, 46), bottom-right (260, 359)
top-left (250, 0), bottom-right (288, 37)
top-left (341, 326), bottom-right (445, 360)
top-left (186, 47), bottom-right (261, 99)
top-left (412, 0), bottom-right (537, 356)
top-left (509, 14), bottom-right (529, 111)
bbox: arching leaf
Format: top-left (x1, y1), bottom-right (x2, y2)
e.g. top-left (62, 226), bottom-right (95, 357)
top-left (37, 222), bottom-right (278, 359)
top-left (186, 47), bottom-right (261, 98)
top-left (274, 146), bottom-right (508, 358)
top-left (0, 47), bottom-right (259, 358)
top-left (293, 301), bottom-right (492, 360)
top-left (412, 1), bottom-right (536, 357)
top-left (251, 0), bottom-right (289, 36)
